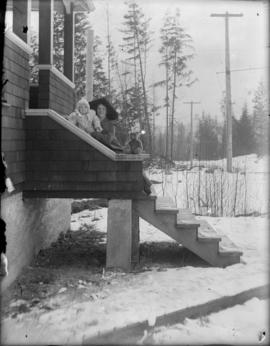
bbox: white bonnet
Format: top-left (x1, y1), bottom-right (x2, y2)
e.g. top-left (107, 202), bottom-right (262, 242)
top-left (76, 98), bottom-right (90, 112)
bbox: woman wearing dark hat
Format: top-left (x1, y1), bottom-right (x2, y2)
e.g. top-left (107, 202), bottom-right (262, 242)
top-left (89, 98), bottom-right (123, 152)
top-left (90, 98), bottom-right (153, 195)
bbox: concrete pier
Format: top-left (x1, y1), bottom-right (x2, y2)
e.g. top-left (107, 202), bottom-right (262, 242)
top-left (106, 199), bottom-right (139, 271)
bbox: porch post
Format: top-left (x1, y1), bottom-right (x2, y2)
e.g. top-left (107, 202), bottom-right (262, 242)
top-left (131, 202), bottom-right (140, 267)
top-left (63, 3), bottom-right (74, 82)
top-left (38, 0), bottom-right (53, 109)
top-left (106, 199), bottom-right (140, 271)
top-left (39, 0), bottom-right (53, 65)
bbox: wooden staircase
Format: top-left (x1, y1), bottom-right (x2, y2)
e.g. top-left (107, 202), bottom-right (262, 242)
top-left (24, 109), bottom-right (242, 269)
top-left (135, 195), bottom-right (242, 267)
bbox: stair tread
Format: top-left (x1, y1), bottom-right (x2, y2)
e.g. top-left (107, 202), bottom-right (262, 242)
top-left (156, 196), bottom-right (177, 210)
top-left (198, 220), bottom-right (222, 239)
top-left (176, 210), bottom-right (200, 226)
top-left (178, 208), bottom-right (193, 215)
top-left (136, 200), bottom-right (242, 266)
top-left (218, 235), bottom-right (243, 254)
top-left (198, 221), bottom-right (242, 254)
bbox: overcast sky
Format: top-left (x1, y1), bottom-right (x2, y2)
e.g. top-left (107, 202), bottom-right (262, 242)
top-left (90, 0), bottom-right (269, 128)
top-left (6, 0), bottom-right (268, 128)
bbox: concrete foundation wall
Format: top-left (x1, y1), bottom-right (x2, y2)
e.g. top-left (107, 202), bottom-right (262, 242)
top-left (1, 192), bottom-right (71, 290)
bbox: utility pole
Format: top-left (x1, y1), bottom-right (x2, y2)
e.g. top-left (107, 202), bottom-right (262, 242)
top-left (165, 46), bottom-right (169, 161)
top-left (211, 12), bottom-right (243, 172)
top-left (184, 101), bottom-right (200, 168)
top-left (152, 84), bottom-right (156, 156)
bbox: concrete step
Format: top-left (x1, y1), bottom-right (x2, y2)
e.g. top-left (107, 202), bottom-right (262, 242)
top-left (218, 235), bottom-right (243, 256)
top-left (135, 196), bottom-right (242, 267)
top-left (176, 209), bottom-right (200, 229)
top-left (155, 196), bottom-right (178, 214)
top-left (176, 222), bottom-right (200, 229)
top-left (197, 220), bottom-right (222, 243)
top-left (197, 237), bottom-right (221, 243)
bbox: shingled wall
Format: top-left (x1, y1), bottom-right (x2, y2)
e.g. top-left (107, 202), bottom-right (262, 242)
top-left (38, 69), bottom-right (75, 115)
top-left (1, 34), bottom-right (71, 290)
top-left (24, 116), bottom-right (145, 199)
top-left (2, 35), bottom-right (29, 191)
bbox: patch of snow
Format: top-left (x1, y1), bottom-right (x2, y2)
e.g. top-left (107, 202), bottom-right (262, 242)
top-left (139, 219), bottom-right (174, 243)
top-left (2, 212), bottom-right (268, 345)
top-left (174, 154), bottom-right (269, 173)
top-left (70, 207), bottom-right (175, 243)
top-left (1, 155), bottom-right (269, 344)
top-left (58, 288), bottom-right (67, 294)
top-left (152, 298), bottom-right (269, 345)
top-left (147, 155), bottom-right (269, 216)
top-left (70, 208), bottom-right (107, 232)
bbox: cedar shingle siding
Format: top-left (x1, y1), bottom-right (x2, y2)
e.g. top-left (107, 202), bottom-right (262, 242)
top-left (25, 116), bottom-right (144, 199)
top-left (2, 37), bottom-right (29, 188)
top-left (38, 69), bottom-right (75, 115)
top-left (2, 36), bottom-right (144, 199)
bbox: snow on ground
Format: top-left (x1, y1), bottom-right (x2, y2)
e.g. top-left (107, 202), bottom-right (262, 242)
top-left (1, 207), bottom-right (269, 345)
top-left (174, 154), bottom-right (269, 173)
top-left (70, 207), bottom-right (173, 243)
top-left (1, 154), bottom-right (269, 344)
top-left (151, 298), bottom-right (269, 345)
top-left (147, 154), bottom-right (269, 216)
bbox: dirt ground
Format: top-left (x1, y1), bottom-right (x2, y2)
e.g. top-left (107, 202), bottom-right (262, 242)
top-left (1, 201), bottom-right (204, 321)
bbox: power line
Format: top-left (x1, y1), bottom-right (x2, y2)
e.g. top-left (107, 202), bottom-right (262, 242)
top-left (216, 66), bottom-right (268, 74)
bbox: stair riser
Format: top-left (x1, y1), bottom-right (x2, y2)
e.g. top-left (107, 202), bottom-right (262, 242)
top-left (135, 201), bottom-right (198, 244)
top-left (155, 210), bottom-right (179, 215)
top-left (135, 199), bottom-right (242, 267)
top-left (177, 224), bottom-right (200, 229)
top-left (197, 238), bottom-right (221, 244)
top-left (135, 201), bottom-right (221, 266)
top-left (215, 255), bottom-right (241, 267)
top-left (219, 251), bottom-right (243, 257)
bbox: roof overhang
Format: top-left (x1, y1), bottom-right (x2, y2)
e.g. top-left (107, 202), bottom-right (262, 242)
top-left (26, 0), bottom-right (95, 13)
top-left (62, 0), bottom-right (95, 13)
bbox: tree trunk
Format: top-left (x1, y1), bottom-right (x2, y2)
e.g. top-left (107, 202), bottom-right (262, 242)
top-left (165, 47), bottom-right (169, 160)
top-left (170, 50), bottom-right (177, 161)
top-left (106, 6), bottom-right (111, 98)
top-left (134, 21), bottom-right (152, 154)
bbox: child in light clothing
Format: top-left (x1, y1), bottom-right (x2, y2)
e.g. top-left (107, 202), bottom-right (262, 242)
top-left (68, 98), bottom-right (102, 134)
top-left (124, 132), bottom-right (143, 154)
top-left (123, 132), bottom-right (153, 195)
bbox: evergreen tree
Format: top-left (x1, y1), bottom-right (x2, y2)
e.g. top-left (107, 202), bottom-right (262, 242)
top-left (74, 12), bottom-right (87, 100)
top-left (234, 103), bottom-right (256, 156)
top-left (29, 30), bottom-right (38, 84)
top-left (93, 35), bottom-right (109, 99)
top-left (29, 11), bottom-right (64, 83)
top-left (232, 116), bottom-right (241, 156)
top-left (53, 12), bottom-right (64, 72)
top-left (105, 4), bottom-right (119, 102)
top-left (195, 115), bottom-right (220, 160)
top-left (120, 1), bottom-right (153, 153)
top-left (252, 81), bottom-right (269, 155)
top-left (175, 122), bottom-right (189, 160)
top-left (219, 92), bottom-right (228, 158)
top-left (159, 9), bottom-right (196, 160)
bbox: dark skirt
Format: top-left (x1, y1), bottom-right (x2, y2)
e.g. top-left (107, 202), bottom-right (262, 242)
top-left (92, 131), bottom-right (123, 152)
